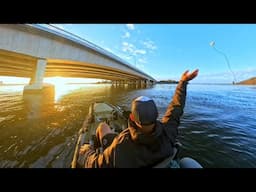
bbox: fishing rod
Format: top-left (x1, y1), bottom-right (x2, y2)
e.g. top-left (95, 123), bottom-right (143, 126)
top-left (210, 41), bottom-right (237, 84)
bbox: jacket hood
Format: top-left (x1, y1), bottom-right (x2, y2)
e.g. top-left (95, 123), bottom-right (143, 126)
top-left (128, 118), bottom-right (163, 151)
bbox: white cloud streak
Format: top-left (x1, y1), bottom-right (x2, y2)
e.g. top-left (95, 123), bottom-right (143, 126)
top-left (142, 40), bottom-right (157, 50)
top-left (122, 41), bottom-right (147, 56)
top-left (118, 27), bottom-right (159, 73)
top-left (192, 68), bottom-right (256, 83)
top-left (126, 24), bottom-right (135, 30)
top-left (122, 42), bottom-right (135, 53)
top-left (136, 63), bottom-right (145, 69)
top-left (122, 32), bottom-right (130, 38)
top-left (138, 58), bottom-right (147, 64)
top-left (135, 49), bottom-right (146, 54)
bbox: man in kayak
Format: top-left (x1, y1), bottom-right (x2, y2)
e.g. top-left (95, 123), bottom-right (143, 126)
top-left (79, 69), bottom-right (199, 168)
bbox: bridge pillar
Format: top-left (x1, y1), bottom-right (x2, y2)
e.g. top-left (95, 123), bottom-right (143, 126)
top-left (140, 80), bottom-right (146, 88)
top-left (120, 80), bottom-right (125, 87)
top-left (135, 80), bottom-right (139, 88)
top-left (24, 59), bottom-right (53, 94)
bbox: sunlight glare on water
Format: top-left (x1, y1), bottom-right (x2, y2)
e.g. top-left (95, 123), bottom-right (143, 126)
top-left (0, 83), bottom-right (255, 168)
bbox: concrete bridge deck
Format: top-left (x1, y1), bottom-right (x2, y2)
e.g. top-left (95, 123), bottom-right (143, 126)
top-left (0, 24), bottom-right (156, 93)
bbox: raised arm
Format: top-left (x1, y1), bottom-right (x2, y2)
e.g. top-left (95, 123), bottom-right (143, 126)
top-left (162, 69), bottom-right (199, 126)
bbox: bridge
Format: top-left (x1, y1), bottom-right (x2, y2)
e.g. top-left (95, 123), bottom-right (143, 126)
top-left (0, 24), bottom-right (156, 93)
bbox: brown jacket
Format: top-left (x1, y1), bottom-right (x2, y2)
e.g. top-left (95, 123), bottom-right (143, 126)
top-left (84, 80), bottom-right (188, 168)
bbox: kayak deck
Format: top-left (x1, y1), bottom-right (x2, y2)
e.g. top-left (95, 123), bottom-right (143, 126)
top-left (83, 102), bottom-right (128, 143)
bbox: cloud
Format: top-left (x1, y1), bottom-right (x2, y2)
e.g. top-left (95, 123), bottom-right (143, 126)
top-left (122, 32), bottom-right (130, 38)
top-left (122, 42), bottom-right (147, 55)
top-left (234, 68), bottom-right (256, 81)
top-left (119, 31), bottom-right (158, 73)
top-left (122, 42), bottom-right (135, 53)
top-left (142, 40), bottom-right (157, 50)
top-left (138, 58), bottom-right (147, 64)
top-left (204, 68), bottom-right (256, 82)
top-left (135, 49), bottom-right (146, 55)
top-left (197, 72), bottom-right (233, 81)
top-left (191, 68), bottom-right (256, 83)
top-left (121, 41), bottom-right (149, 69)
top-left (136, 63), bottom-right (145, 69)
top-left (126, 24), bottom-right (135, 30)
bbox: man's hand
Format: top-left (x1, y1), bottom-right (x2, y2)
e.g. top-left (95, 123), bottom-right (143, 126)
top-left (79, 144), bottom-right (91, 155)
top-left (181, 69), bottom-right (199, 82)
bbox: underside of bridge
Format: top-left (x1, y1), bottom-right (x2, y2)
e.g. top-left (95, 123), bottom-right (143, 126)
top-left (0, 49), bottom-right (154, 93)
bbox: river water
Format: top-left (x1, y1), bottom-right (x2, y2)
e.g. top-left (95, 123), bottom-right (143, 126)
top-left (0, 83), bottom-right (255, 168)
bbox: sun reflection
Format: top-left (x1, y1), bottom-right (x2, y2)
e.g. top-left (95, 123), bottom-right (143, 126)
top-left (44, 77), bottom-right (71, 102)
top-left (44, 77), bottom-right (104, 102)
top-left (44, 77), bottom-right (66, 87)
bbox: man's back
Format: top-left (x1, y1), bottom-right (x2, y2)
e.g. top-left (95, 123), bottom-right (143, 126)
top-left (85, 79), bottom-right (187, 168)
top-left (96, 120), bottom-right (175, 168)
top-left (82, 69), bottom-right (199, 168)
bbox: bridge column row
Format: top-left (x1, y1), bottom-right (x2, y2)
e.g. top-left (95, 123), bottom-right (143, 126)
top-left (22, 59), bottom-right (155, 94)
top-left (111, 80), bottom-right (154, 87)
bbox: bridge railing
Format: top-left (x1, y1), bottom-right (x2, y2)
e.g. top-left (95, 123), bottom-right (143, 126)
top-left (26, 24), bottom-right (155, 81)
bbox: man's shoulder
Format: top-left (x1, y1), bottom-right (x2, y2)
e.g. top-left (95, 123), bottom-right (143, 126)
top-left (113, 128), bottom-right (131, 145)
top-left (117, 128), bottom-right (130, 138)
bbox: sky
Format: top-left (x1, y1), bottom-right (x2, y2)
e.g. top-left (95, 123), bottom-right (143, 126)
top-left (1, 24), bottom-right (256, 84)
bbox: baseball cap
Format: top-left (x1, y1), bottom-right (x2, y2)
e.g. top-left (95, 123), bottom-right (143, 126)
top-left (130, 96), bottom-right (158, 125)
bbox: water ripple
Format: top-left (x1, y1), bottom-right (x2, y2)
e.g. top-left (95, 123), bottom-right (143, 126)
top-left (0, 84), bottom-right (255, 167)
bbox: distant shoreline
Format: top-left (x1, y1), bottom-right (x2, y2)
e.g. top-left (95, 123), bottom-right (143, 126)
top-left (156, 80), bottom-right (179, 84)
top-left (156, 82), bottom-right (178, 84)
top-left (236, 77), bottom-right (256, 85)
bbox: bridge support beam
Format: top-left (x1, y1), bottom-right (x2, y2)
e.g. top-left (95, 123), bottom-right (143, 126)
top-left (23, 59), bottom-right (54, 94)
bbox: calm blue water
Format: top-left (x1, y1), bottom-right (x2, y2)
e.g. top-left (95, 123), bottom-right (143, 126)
top-left (0, 84), bottom-right (255, 168)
